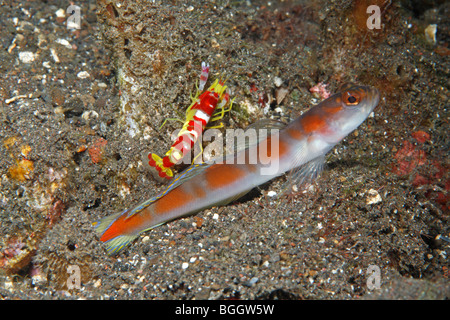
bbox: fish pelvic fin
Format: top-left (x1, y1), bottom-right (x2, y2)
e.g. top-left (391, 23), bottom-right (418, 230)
top-left (281, 155), bottom-right (325, 196)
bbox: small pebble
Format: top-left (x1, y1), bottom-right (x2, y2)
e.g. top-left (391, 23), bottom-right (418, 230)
top-left (81, 110), bottom-right (98, 120)
top-left (424, 24), bottom-right (437, 44)
top-left (246, 277), bottom-right (259, 287)
top-left (366, 189), bottom-right (382, 204)
top-left (56, 38), bottom-right (72, 49)
top-left (93, 279), bottom-right (102, 288)
top-left (274, 76), bottom-right (283, 87)
top-left (50, 48), bottom-right (60, 63)
top-left (19, 51), bottom-right (36, 63)
top-left (55, 8), bottom-right (66, 18)
top-left (77, 71), bottom-right (90, 79)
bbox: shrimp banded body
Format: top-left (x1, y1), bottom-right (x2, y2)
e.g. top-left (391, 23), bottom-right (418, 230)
top-left (95, 84), bottom-right (380, 254)
top-left (148, 75), bottom-right (232, 180)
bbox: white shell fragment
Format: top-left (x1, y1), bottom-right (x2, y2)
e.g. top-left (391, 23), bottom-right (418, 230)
top-left (56, 38), bottom-right (72, 49)
top-left (366, 189), bottom-right (382, 205)
top-left (275, 88), bottom-right (289, 105)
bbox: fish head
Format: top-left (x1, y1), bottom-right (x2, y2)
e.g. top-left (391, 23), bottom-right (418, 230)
top-left (323, 84), bottom-right (380, 141)
top-left (340, 84), bottom-right (380, 116)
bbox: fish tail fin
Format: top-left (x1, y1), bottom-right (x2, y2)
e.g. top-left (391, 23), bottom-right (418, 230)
top-left (92, 209), bottom-right (124, 236)
top-left (103, 234), bottom-right (139, 255)
top-left (93, 209), bottom-right (139, 255)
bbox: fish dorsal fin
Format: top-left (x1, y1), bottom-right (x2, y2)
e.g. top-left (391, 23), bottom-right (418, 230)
top-left (202, 118), bottom-right (287, 164)
top-left (246, 118), bottom-right (287, 131)
top-left (228, 118), bottom-right (287, 154)
top-left (338, 82), bottom-right (358, 92)
top-left (126, 162), bottom-right (213, 218)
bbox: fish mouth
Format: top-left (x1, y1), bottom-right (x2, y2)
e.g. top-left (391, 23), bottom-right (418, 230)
top-left (353, 85), bottom-right (380, 113)
top-left (366, 86), bottom-right (380, 112)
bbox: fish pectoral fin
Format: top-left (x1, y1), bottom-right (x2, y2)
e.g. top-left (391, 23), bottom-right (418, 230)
top-left (281, 155), bottom-right (325, 195)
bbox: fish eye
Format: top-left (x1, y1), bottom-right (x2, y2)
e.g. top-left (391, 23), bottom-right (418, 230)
top-left (343, 91), bottom-right (361, 106)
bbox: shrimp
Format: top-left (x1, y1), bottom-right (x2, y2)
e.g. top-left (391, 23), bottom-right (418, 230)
top-left (199, 61), bottom-right (209, 91)
top-left (148, 63), bottom-right (233, 179)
